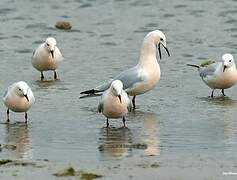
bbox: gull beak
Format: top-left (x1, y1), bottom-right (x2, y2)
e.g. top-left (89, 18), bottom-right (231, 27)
top-left (223, 65), bottom-right (227, 72)
top-left (161, 43), bottom-right (170, 57)
top-left (50, 50), bottom-right (54, 58)
top-left (157, 43), bottom-right (170, 60)
top-left (24, 94), bottom-right (29, 102)
top-left (118, 95), bottom-right (122, 103)
top-left (158, 43), bottom-right (162, 60)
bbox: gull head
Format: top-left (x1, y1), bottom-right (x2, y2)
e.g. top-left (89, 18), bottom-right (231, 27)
top-left (14, 81), bottom-right (30, 102)
top-left (146, 30), bottom-right (170, 59)
top-left (222, 53), bottom-right (234, 72)
top-left (110, 80), bottom-right (123, 103)
top-left (45, 37), bottom-right (57, 58)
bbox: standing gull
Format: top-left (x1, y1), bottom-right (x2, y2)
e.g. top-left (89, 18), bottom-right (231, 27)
top-left (98, 80), bottom-right (131, 127)
top-left (3, 81), bottom-right (35, 123)
top-left (32, 37), bottom-right (63, 80)
top-left (81, 30), bottom-right (170, 109)
top-left (187, 53), bottom-right (237, 97)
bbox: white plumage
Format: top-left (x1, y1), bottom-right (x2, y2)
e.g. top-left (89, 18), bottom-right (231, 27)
top-left (187, 53), bottom-right (237, 97)
top-left (32, 37), bottom-right (63, 80)
top-left (98, 80), bottom-right (131, 127)
top-left (81, 30), bottom-right (170, 109)
top-left (3, 81), bottom-right (35, 123)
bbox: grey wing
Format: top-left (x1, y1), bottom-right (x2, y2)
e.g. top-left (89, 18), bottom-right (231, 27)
top-left (98, 93), bottom-right (106, 113)
top-left (98, 101), bottom-right (104, 113)
top-left (95, 80), bottom-right (113, 92)
top-left (95, 66), bottom-right (143, 92)
top-left (199, 63), bottom-right (219, 78)
top-left (3, 85), bottom-right (12, 101)
top-left (113, 66), bottom-right (143, 90)
top-left (32, 49), bottom-right (36, 57)
top-left (3, 90), bottom-right (8, 99)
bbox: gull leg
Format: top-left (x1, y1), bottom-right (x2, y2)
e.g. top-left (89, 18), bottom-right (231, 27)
top-left (122, 116), bottom-right (126, 127)
top-left (41, 72), bottom-right (44, 80)
top-left (25, 112), bottom-right (28, 123)
top-left (211, 89), bottom-right (214, 98)
top-left (132, 96), bottom-right (136, 109)
top-left (54, 71), bottom-right (57, 80)
top-left (6, 109), bottom-right (10, 123)
top-left (106, 118), bottom-right (109, 128)
top-left (221, 89), bottom-right (226, 96)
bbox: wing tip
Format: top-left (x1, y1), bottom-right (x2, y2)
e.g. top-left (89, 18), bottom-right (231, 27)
top-left (186, 64), bottom-right (200, 68)
top-left (80, 89), bottom-right (97, 95)
top-left (79, 93), bottom-right (103, 99)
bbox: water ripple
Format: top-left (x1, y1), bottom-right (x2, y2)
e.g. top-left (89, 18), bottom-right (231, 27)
top-left (0, 8), bottom-right (16, 15)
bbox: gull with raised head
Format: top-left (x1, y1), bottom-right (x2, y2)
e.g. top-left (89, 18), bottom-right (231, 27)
top-left (98, 80), bottom-right (131, 127)
top-left (187, 53), bottom-right (237, 97)
top-left (3, 81), bottom-right (35, 123)
top-left (32, 37), bottom-right (63, 80)
top-left (81, 30), bottom-right (170, 109)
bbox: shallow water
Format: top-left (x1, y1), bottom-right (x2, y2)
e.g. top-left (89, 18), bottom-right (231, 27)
top-left (0, 0), bottom-right (237, 179)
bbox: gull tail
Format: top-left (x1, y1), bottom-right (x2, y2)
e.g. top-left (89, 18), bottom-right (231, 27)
top-left (79, 93), bottom-right (103, 99)
top-left (186, 64), bottom-right (200, 68)
top-left (80, 89), bottom-right (101, 95)
top-left (80, 81), bottom-right (111, 98)
top-left (80, 89), bottom-right (102, 99)
top-left (80, 81), bottom-right (111, 95)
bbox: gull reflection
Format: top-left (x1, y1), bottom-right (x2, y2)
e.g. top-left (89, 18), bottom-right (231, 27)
top-left (98, 127), bottom-right (132, 159)
top-left (34, 79), bottom-right (62, 89)
top-left (222, 111), bottom-right (237, 148)
top-left (131, 111), bottom-right (160, 156)
top-left (4, 123), bottom-right (33, 159)
top-left (98, 111), bottom-right (161, 159)
top-left (198, 96), bottom-right (237, 107)
top-left (142, 112), bottom-right (160, 156)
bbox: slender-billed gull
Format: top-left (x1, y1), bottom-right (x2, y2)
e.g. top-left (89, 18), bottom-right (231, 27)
top-left (98, 80), bottom-right (131, 127)
top-left (187, 53), bottom-right (237, 97)
top-left (3, 81), bottom-right (35, 123)
top-left (32, 37), bottom-right (63, 80)
top-left (81, 30), bottom-right (170, 109)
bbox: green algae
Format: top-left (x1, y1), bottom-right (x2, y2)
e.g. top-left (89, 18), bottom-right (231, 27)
top-left (55, 21), bottom-right (72, 30)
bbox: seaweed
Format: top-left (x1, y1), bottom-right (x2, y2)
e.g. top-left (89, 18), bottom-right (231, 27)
top-left (55, 21), bottom-right (72, 30)
top-left (53, 167), bottom-right (77, 177)
top-left (0, 159), bottom-right (12, 165)
top-left (80, 171), bottom-right (103, 180)
top-left (200, 60), bottom-right (215, 67)
top-left (53, 167), bottom-right (103, 179)
top-left (150, 163), bottom-right (160, 168)
top-left (0, 159), bottom-right (45, 168)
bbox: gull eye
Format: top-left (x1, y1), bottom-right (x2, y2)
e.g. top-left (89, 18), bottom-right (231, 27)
top-left (18, 88), bottom-right (22, 91)
top-left (229, 59), bottom-right (232, 62)
top-left (160, 38), bottom-right (164, 41)
top-left (46, 43), bottom-right (49, 46)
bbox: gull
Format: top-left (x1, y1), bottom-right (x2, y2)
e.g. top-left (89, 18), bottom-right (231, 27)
top-left (187, 53), bottom-right (237, 97)
top-left (98, 80), bottom-right (131, 127)
top-left (81, 30), bottom-right (170, 109)
top-left (32, 37), bottom-right (63, 80)
top-left (3, 81), bottom-right (35, 123)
